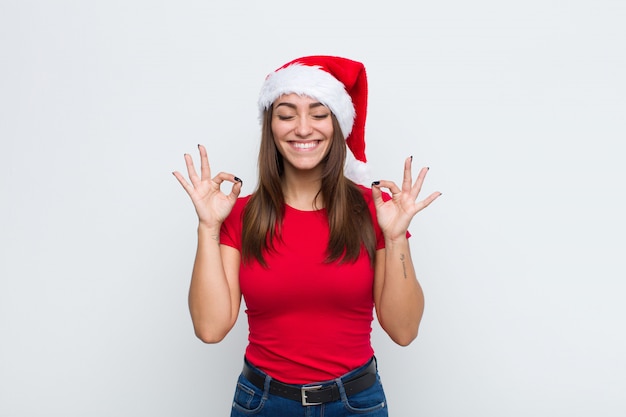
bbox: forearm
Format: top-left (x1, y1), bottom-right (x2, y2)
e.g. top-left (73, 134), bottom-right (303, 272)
top-left (377, 238), bottom-right (425, 346)
top-left (188, 224), bottom-right (237, 343)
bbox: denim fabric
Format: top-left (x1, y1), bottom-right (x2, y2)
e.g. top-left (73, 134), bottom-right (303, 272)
top-left (230, 357), bottom-right (388, 417)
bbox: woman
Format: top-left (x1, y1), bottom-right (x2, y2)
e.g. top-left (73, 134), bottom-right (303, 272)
top-left (173, 56), bottom-right (441, 416)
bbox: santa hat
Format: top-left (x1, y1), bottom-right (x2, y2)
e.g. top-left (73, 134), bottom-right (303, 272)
top-left (258, 55), bottom-right (369, 185)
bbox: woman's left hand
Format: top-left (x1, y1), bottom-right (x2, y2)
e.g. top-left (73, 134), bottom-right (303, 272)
top-left (371, 157), bottom-right (442, 241)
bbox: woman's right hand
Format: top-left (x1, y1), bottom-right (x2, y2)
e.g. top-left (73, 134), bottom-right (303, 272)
top-left (172, 144), bottom-right (242, 229)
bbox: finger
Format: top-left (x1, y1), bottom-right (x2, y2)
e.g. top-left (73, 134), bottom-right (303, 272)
top-left (228, 177), bottom-right (244, 201)
top-left (184, 153), bottom-right (200, 185)
top-left (211, 172), bottom-right (244, 201)
top-left (211, 171), bottom-right (240, 186)
top-left (415, 191), bottom-right (442, 212)
top-left (371, 181), bottom-right (384, 207)
top-left (411, 167), bottom-right (430, 197)
top-left (374, 179), bottom-right (402, 198)
top-left (402, 156), bottom-right (413, 192)
top-left (172, 171), bottom-right (194, 196)
top-left (198, 144), bottom-right (212, 181)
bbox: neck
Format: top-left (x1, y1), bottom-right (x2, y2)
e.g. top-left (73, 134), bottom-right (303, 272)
top-left (281, 170), bottom-right (324, 211)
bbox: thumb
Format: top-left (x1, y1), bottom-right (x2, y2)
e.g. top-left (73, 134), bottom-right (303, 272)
top-left (371, 181), bottom-right (384, 207)
top-left (228, 177), bottom-right (243, 201)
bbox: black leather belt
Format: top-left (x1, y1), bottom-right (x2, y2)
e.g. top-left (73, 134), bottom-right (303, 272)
top-left (242, 358), bottom-right (377, 406)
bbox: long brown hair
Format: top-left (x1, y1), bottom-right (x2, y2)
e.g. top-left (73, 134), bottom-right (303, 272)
top-left (241, 107), bottom-right (377, 267)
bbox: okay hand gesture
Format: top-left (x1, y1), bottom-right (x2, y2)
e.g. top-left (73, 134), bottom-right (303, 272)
top-left (172, 144), bottom-right (242, 229)
top-left (371, 157), bottom-right (441, 241)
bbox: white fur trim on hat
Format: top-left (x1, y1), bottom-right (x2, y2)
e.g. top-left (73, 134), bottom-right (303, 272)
top-left (258, 64), bottom-right (355, 139)
top-left (344, 146), bottom-right (370, 185)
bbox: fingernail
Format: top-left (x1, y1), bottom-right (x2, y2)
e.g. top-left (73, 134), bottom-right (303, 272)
top-left (234, 176), bottom-right (243, 183)
top-left (410, 155), bottom-right (413, 161)
top-left (371, 181), bottom-right (380, 186)
top-left (197, 144), bottom-right (201, 148)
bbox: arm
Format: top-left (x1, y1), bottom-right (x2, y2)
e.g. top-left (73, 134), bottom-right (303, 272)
top-left (372, 157), bottom-right (441, 346)
top-left (188, 227), bottom-right (242, 343)
top-left (373, 241), bottom-right (424, 346)
top-left (173, 144), bottom-right (243, 343)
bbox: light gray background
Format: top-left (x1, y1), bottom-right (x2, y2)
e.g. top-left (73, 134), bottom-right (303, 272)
top-left (1, 1), bottom-right (625, 416)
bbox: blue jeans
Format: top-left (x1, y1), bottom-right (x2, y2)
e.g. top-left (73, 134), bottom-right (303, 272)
top-left (230, 357), bottom-right (388, 417)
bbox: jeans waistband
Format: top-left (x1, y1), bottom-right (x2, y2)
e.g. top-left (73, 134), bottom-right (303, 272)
top-left (241, 357), bottom-right (377, 406)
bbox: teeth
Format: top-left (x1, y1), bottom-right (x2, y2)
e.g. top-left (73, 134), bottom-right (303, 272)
top-left (292, 141), bottom-right (317, 149)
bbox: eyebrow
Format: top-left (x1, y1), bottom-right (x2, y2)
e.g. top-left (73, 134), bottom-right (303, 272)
top-left (274, 102), bottom-right (327, 110)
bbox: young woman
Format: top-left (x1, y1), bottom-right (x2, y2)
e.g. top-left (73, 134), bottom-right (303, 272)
top-left (173, 56), bottom-right (441, 416)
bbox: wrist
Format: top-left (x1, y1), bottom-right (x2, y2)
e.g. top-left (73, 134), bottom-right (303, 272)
top-left (197, 221), bottom-right (222, 236)
top-left (384, 233), bottom-right (409, 247)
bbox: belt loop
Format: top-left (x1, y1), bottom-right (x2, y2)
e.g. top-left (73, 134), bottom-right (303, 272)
top-left (334, 374), bottom-right (349, 403)
top-left (262, 374), bottom-right (272, 400)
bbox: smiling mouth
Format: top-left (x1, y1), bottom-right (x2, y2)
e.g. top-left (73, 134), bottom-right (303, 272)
top-left (289, 140), bottom-right (320, 150)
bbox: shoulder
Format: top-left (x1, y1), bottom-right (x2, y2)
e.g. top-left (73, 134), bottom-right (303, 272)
top-left (353, 185), bottom-right (379, 224)
top-left (234, 194), bottom-right (253, 209)
top-left (354, 184), bottom-right (374, 207)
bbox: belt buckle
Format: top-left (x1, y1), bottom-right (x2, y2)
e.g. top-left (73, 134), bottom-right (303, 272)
top-left (301, 384), bottom-right (323, 406)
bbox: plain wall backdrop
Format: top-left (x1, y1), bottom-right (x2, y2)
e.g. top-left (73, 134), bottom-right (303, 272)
top-left (1, 1), bottom-right (625, 416)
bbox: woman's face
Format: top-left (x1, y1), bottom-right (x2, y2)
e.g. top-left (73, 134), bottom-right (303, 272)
top-left (271, 93), bottom-right (334, 175)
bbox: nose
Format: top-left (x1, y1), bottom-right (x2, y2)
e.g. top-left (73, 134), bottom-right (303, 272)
top-left (294, 116), bottom-right (313, 137)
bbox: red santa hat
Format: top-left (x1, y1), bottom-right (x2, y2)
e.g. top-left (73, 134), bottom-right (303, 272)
top-left (258, 55), bottom-right (369, 185)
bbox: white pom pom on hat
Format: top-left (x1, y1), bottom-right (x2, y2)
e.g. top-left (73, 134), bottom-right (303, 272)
top-left (258, 55), bottom-right (370, 185)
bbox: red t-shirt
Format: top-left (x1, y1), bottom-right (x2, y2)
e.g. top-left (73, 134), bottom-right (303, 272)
top-left (220, 186), bottom-right (387, 384)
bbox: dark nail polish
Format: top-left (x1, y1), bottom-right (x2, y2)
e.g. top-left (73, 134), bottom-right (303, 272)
top-left (371, 181), bottom-right (380, 186)
top-left (410, 155), bottom-right (413, 161)
top-left (234, 176), bottom-right (242, 183)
